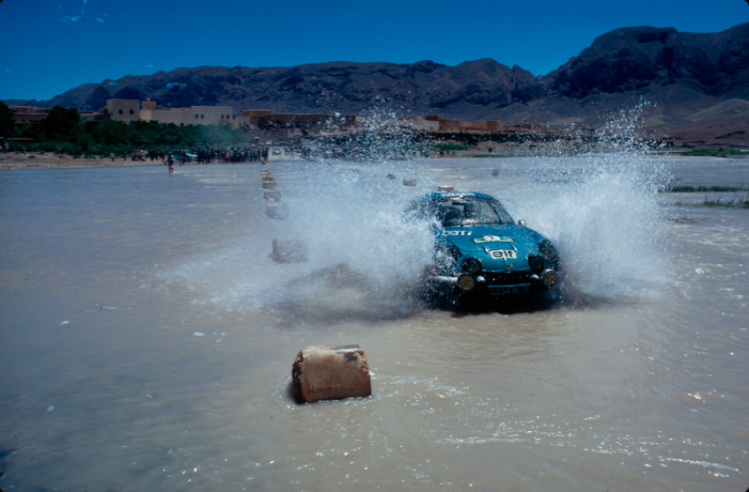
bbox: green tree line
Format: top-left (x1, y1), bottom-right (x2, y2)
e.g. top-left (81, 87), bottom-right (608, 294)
top-left (0, 102), bottom-right (247, 156)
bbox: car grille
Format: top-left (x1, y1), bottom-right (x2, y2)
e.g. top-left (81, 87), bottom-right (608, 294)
top-left (482, 271), bottom-right (531, 286)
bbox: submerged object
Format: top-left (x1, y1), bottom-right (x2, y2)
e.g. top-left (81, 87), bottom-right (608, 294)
top-left (271, 238), bottom-right (308, 263)
top-left (264, 189), bottom-right (282, 201)
top-left (291, 345), bottom-right (372, 403)
top-left (266, 203), bottom-right (289, 220)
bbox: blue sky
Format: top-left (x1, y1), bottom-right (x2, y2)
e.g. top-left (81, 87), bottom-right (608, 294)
top-left (1, 0), bottom-right (747, 101)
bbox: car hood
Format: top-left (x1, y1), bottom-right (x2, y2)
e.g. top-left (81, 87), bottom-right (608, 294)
top-left (441, 224), bottom-right (547, 271)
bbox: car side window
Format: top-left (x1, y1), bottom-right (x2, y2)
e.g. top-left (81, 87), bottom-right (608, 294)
top-left (438, 205), bottom-right (463, 227)
top-left (489, 200), bottom-right (515, 225)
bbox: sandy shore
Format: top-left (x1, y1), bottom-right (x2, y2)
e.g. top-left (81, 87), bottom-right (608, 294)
top-left (0, 152), bottom-right (168, 170)
top-left (2, 147), bottom-right (745, 171)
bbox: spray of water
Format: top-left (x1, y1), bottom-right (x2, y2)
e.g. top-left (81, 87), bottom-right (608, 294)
top-left (165, 103), bottom-right (671, 317)
top-left (267, 163), bottom-right (436, 320)
top-left (502, 103), bottom-right (671, 302)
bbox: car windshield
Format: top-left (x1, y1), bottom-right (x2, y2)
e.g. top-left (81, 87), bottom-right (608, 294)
top-left (406, 196), bottom-right (515, 227)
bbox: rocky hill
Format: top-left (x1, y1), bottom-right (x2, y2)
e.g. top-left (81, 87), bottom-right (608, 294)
top-left (8, 22), bottom-right (749, 144)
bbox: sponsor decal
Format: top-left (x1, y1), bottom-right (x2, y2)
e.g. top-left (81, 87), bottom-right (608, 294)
top-left (489, 249), bottom-right (517, 259)
top-left (444, 231), bottom-right (471, 236)
top-left (473, 235), bottom-right (514, 244)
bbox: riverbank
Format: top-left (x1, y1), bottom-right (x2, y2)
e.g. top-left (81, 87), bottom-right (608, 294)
top-left (3, 146), bottom-right (748, 170)
top-left (0, 152), bottom-right (168, 170)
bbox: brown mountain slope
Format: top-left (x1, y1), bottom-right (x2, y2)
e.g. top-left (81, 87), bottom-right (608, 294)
top-left (7, 23), bottom-right (749, 143)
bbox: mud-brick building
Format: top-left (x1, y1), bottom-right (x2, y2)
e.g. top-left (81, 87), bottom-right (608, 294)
top-left (141, 105), bottom-right (236, 127)
top-left (460, 120), bottom-right (504, 132)
top-left (241, 110), bottom-right (357, 132)
top-left (425, 115), bottom-right (461, 132)
top-left (106, 98), bottom-right (236, 127)
top-left (10, 106), bottom-right (99, 124)
top-left (107, 99), bottom-right (141, 123)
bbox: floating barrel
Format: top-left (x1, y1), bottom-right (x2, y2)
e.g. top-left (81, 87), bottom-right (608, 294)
top-left (291, 345), bottom-right (372, 403)
top-left (271, 238), bottom-right (308, 263)
top-left (437, 185), bottom-right (454, 192)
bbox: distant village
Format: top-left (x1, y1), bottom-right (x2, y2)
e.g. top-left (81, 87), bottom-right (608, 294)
top-left (9, 98), bottom-right (572, 140)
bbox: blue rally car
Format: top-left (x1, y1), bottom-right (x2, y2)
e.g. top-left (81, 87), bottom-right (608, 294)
top-left (405, 191), bottom-right (562, 304)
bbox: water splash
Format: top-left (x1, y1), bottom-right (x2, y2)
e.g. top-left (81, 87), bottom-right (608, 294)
top-left (265, 163), bottom-right (435, 321)
top-left (506, 103), bottom-right (671, 302)
top-left (164, 103), bottom-right (671, 315)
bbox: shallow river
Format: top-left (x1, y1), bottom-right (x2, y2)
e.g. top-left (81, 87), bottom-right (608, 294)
top-left (1, 155), bottom-right (748, 491)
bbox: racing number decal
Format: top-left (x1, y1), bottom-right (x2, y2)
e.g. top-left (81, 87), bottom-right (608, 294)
top-left (489, 250), bottom-right (517, 259)
top-left (473, 235), bottom-right (514, 244)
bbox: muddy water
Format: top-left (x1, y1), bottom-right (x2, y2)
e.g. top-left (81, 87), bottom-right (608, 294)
top-left (1, 156), bottom-right (748, 491)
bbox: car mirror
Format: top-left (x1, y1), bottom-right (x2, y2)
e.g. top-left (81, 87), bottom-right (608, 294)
top-left (517, 219), bottom-right (527, 226)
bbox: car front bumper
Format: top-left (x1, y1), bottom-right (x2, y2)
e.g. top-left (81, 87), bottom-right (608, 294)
top-left (426, 267), bottom-right (560, 295)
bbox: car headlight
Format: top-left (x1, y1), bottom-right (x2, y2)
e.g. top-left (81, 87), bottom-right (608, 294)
top-left (528, 255), bottom-right (545, 273)
top-left (457, 274), bottom-right (476, 291)
top-left (462, 257), bottom-right (482, 274)
top-left (542, 269), bottom-right (559, 287)
top-left (538, 240), bottom-right (559, 263)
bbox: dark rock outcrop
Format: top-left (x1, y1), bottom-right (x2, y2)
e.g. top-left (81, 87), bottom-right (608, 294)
top-left (548, 23), bottom-right (749, 100)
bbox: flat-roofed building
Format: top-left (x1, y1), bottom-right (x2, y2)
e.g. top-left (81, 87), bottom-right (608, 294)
top-left (242, 109), bottom-right (272, 117)
top-left (460, 120), bottom-right (502, 132)
top-left (437, 119), bottom-right (460, 131)
top-left (410, 119), bottom-right (439, 131)
top-left (184, 106), bottom-right (235, 126)
top-left (9, 106), bottom-right (50, 124)
top-left (138, 104), bottom-right (236, 127)
top-left (107, 99), bottom-right (141, 123)
top-left (238, 111), bottom-right (356, 132)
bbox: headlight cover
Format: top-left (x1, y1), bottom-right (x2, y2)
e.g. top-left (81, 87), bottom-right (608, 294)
top-left (538, 240), bottom-right (559, 263)
top-left (528, 255), bottom-right (545, 273)
top-left (462, 257), bottom-right (482, 274)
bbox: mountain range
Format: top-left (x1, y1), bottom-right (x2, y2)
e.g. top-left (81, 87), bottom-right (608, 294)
top-left (8, 22), bottom-right (749, 145)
